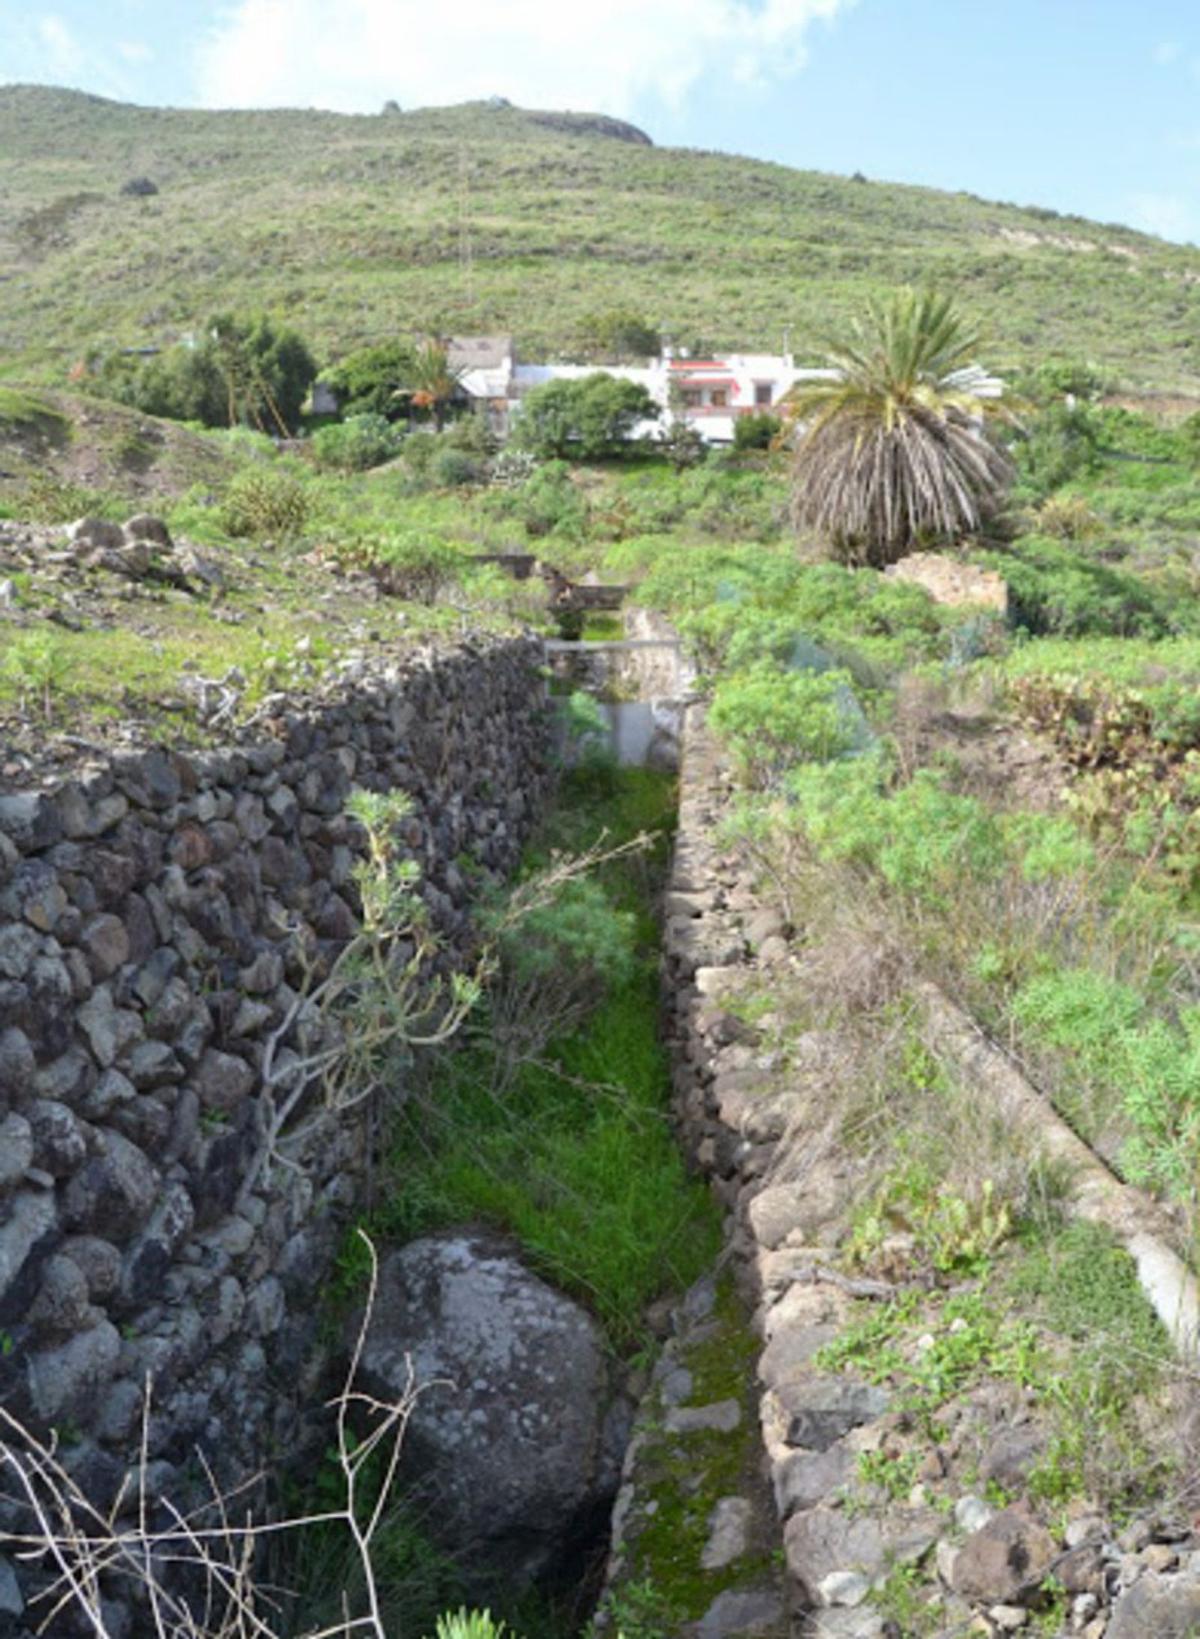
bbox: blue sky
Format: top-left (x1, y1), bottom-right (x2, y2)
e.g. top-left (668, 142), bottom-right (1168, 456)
top-left (3, 0), bottom-right (1199, 244)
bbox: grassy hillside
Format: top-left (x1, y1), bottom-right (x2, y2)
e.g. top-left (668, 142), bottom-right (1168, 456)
top-left (4, 84), bottom-right (1200, 390)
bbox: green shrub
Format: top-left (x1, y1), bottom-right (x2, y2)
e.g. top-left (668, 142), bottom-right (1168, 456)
top-left (430, 1610), bottom-right (511, 1639)
top-left (513, 374), bottom-right (657, 459)
top-left (732, 411), bottom-right (781, 451)
top-left (370, 532), bottom-right (462, 602)
top-left (218, 465), bottom-right (310, 538)
top-left (1010, 403), bottom-right (1103, 498)
top-left (786, 760), bottom-right (1003, 904)
top-left (311, 413), bottom-right (403, 472)
top-left (983, 536), bottom-right (1186, 638)
top-left (430, 447), bottom-right (481, 487)
top-left (320, 340), bottom-right (414, 419)
top-left (710, 662), bottom-right (859, 787)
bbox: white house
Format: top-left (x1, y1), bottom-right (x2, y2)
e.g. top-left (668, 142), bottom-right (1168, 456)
top-left (450, 338), bottom-right (835, 444)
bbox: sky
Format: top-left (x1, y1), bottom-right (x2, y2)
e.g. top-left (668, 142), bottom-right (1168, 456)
top-left (2, 0), bottom-right (1200, 244)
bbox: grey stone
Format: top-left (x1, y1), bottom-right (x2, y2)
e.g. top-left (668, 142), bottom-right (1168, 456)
top-left (28, 1318), bottom-right (121, 1419)
top-left (1106, 1575), bottom-right (1200, 1639)
top-left (772, 1442), bottom-right (854, 1519)
top-left (786, 1506), bottom-right (938, 1602)
top-left (0, 921), bottom-right (40, 979)
top-left (0, 1554), bottom-right (23, 1619)
top-left (0, 1188), bottom-right (56, 1305)
top-left (660, 1364), bottom-right (693, 1406)
top-left (82, 1067), bottom-right (137, 1119)
top-left (694, 1588), bottom-right (786, 1638)
top-left (123, 513), bottom-right (172, 548)
top-left (123, 1039), bottom-right (184, 1089)
top-left (193, 1049), bottom-right (254, 1112)
top-left (665, 1399), bottom-right (742, 1434)
top-left (1, 861), bottom-right (67, 931)
top-left (33, 1047), bottom-right (95, 1103)
top-left (700, 1496), bottom-right (752, 1570)
top-left (981, 1423), bottom-right (1047, 1489)
top-left (952, 1505), bottom-right (1056, 1604)
top-left (955, 1494), bottom-right (997, 1534)
top-left (356, 1231), bottom-right (614, 1590)
top-left (0, 1113), bottom-right (33, 1189)
top-left (0, 791), bottom-right (62, 850)
top-left (79, 913), bottom-right (131, 979)
top-left (819, 1569), bottom-right (872, 1607)
top-left (758, 1320), bottom-right (839, 1388)
top-left (61, 1235), bottom-right (122, 1300)
top-left (79, 984), bottom-right (136, 1068)
top-left (28, 1252), bottom-right (92, 1337)
top-left (770, 1375), bottom-right (889, 1450)
top-left (63, 1131), bottom-right (159, 1241)
top-left (28, 1098), bottom-right (87, 1174)
top-left (0, 1027), bottom-right (34, 1094)
top-left (245, 1275), bottom-right (285, 1337)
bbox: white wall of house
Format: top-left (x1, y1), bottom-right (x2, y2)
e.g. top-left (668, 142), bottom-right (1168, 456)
top-left (464, 352), bottom-right (837, 444)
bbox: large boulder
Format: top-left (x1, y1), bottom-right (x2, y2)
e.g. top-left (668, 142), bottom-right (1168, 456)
top-left (354, 1232), bottom-right (621, 1589)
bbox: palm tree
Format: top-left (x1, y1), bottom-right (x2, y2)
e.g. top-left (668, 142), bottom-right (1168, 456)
top-left (402, 339), bottom-right (464, 431)
top-left (786, 289), bottom-right (1015, 567)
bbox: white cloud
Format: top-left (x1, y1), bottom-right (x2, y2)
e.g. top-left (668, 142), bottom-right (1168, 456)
top-left (117, 39), bottom-right (154, 63)
top-left (36, 14), bottom-right (84, 76)
top-left (1128, 191), bottom-right (1198, 245)
top-left (194, 0), bottom-right (852, 116)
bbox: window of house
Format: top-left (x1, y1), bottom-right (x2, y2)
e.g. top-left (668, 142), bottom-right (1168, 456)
top-left (682, 389), bottom-right (702, 408)
top-left (710, 388), bottom-right (728, 408)
top-left (755, 383), bottom-right (773, 407)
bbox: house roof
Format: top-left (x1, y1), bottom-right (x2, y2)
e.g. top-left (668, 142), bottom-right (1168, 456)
top-left (446, 334), bottom-right (513, 370)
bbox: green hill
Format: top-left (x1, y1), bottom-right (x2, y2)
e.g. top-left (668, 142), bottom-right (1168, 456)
top-left (3, 83), bottom-right (1200, 390)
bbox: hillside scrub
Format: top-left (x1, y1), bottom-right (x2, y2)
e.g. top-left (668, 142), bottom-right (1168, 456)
top-left (7, 88), bottom-right (1200, 391)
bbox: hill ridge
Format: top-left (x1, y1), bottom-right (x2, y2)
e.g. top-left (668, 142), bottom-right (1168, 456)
top-left (2, 85), bottom-right (1199, 390)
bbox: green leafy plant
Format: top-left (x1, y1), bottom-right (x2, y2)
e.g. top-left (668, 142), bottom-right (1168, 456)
top-left (0, 631), bottom-right (73, 718)
top-left (219, 465), bottom-right (310, 538)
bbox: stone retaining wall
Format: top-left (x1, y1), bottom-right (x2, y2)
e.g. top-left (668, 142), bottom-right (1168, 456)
top-left (657, 705), bottom-right (1200, 1639)
top-left (0, 637), bottom-right (552, 1613)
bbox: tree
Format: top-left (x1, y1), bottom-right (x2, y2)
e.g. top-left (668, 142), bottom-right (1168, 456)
top-left (94, 314), bottom-right (317, 434)
top-left (320, 341), bottom-right (415, 419)
top-left (513, 373), bottom-right (658, 459)
top-left (786, 288), bottom-right (1015, 567)
top-left (577, 308), bottom-right (661, 361)
top-left (403, 339), bottom-right (464, 430)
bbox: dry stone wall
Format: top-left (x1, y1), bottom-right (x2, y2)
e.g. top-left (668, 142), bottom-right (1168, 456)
top-left (0, 638), bottom-right (552, 1589)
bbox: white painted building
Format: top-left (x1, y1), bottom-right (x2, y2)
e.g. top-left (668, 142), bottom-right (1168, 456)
top-left (452, 338), bottom-right (836, 444)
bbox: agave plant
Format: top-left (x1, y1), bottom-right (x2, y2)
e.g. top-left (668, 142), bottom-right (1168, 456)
top-left (786, 288), bottom-right (1016, 566)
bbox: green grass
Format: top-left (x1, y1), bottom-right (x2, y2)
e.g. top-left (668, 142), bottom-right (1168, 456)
top-left (5, 86), bottom-right (1200, 390)
top-left (364, 766), bottom-right (721, 1349)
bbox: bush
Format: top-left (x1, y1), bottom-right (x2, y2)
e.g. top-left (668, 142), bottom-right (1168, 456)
top-left (370, 532), bottom-right (463, 602)
top-left (733, 411), bottom-right (782, 451)
top-left (1009, 403), bottom-right (1103, 498)
top-left (100, 312), bottom-right (317, 434)
top-left (311, 413), bottom-right (403, 472)
top-left (984, 536), bottom-right (1186, 638)
top-left (710, 662), bottom-right (860, 787)
top-left (513, 373), bottom-right (658, 459)
top-left (430, 447), bottom-right (481, 487)
top-left (320, 341), bottom-right (414, 419)
top-left (219, 466), bottom-right (310, 538)
top-left (576, 308), bottom-right (660, 361)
